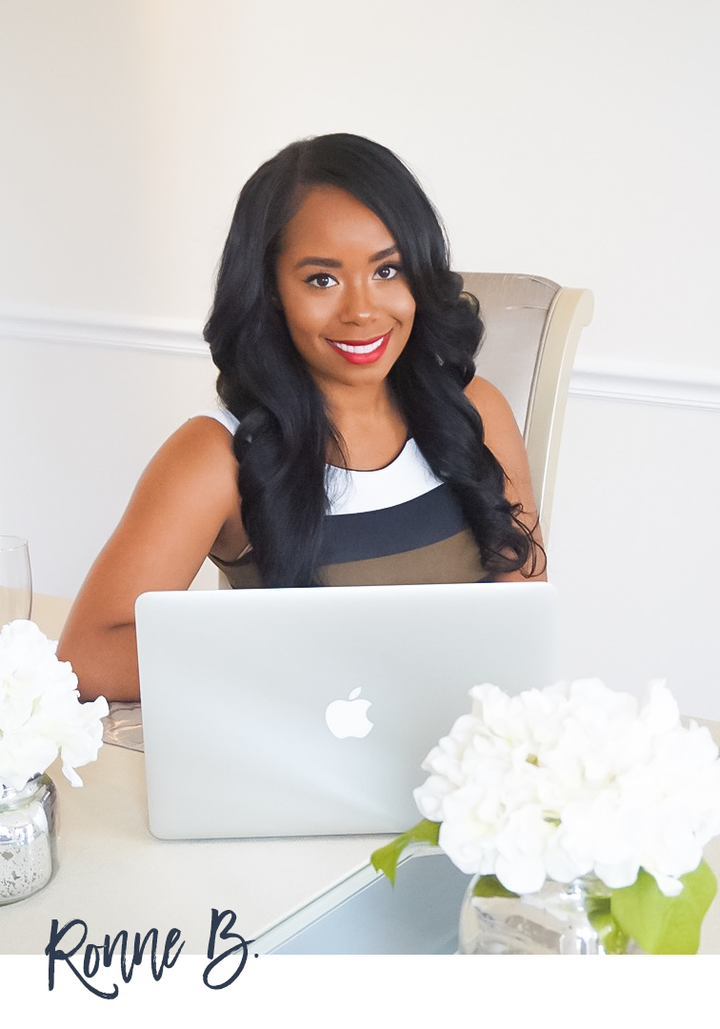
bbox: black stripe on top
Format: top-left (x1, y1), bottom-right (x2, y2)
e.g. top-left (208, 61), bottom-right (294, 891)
top-left (318, 482), bottom-right (468, 565)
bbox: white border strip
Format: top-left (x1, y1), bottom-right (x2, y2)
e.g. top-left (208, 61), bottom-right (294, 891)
top-left (1, 309), bottom-right (719, 410)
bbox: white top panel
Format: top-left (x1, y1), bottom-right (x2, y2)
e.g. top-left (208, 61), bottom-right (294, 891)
top-left (192, 409), bottom-right (444, 516)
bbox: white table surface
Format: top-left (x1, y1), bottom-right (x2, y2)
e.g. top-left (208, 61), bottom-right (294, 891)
top-left (0, 742), bottom-right (390, 954)
top-left (5, 596), bottom-right (720, 956)
top-left (2, 595), bottom-right (389, 955)
top-left (4, 724), bottom-right (720, 955)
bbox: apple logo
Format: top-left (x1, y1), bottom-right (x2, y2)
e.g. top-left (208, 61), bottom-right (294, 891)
top-left (324, 687), bottom-right (374, 739)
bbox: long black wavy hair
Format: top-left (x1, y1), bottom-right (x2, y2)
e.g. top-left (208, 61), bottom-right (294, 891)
top-left (204, 133), bottom-right (542, 586)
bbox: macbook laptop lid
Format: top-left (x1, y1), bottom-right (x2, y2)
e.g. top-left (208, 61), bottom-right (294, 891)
top-left (136, 581), bottom-right (556, 840)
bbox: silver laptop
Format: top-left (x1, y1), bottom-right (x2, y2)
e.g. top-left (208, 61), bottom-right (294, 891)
top-left (135, 581), bottom-right (556, 840)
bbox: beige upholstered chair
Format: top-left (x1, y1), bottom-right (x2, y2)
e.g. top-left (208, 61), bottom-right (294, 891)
top-left (462, 273), bottom-right (593, 542)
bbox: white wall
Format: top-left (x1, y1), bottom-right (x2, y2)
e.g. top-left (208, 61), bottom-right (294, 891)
top-left (1, 1), bottom-right (719, 713)
top-left (0, 331), bottom-right (219, 594)
top-left (549, 393), bottom-right (720, 719)
top-left (2, 0), bottom-right (718, 365)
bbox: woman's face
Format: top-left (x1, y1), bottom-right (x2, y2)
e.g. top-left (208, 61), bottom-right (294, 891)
top-left (275, 185), bottom-right (416, 394)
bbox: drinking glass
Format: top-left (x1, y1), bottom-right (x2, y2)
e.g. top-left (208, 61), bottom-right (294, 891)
top-left (0, 536), bottom-right (33, 627)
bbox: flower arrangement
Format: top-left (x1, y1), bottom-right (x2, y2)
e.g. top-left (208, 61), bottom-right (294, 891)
top-left (372, 679), bottom-right (720, 954)
top-left (0, 619), bottom-right (108, 791)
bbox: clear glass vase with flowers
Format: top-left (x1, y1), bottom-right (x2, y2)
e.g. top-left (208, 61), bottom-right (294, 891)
top-left (372, 679), bottom-right (720, 954)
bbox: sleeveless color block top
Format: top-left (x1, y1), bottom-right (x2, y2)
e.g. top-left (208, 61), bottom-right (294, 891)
top-left (196, 408), bottom-right (488, 588)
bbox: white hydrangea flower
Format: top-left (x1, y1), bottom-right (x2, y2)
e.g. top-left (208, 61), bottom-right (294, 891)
top-left (413, 678), bottom-right (720, 897)
top-left (0, 619), bottom-right (109, 790)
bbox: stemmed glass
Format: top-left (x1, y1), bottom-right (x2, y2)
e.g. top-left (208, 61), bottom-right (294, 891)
top-left (0, 536), bottom-right (33, 628)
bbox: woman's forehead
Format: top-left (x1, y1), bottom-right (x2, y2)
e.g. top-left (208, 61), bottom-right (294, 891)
top-left (279, 184), bottom-right (396, 258)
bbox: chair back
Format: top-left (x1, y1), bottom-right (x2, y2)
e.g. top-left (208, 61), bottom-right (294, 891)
top-left (460, 272), bottom-right (593, 541)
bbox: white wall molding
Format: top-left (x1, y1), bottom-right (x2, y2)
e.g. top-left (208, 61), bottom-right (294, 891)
top-left (2, 308), bottom-right (720, 410)
top-left (0, 308), bottom-right (208, 357)
top-left (569, 356), bottom-right (720, 412)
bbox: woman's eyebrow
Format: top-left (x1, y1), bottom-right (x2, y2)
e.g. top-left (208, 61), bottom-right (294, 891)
top-left (293, 245), bottom-right (399, 271)
top-left (369, 245), bottom-right (399, 262)
top-left (294, 256), bottom-right (342, 270)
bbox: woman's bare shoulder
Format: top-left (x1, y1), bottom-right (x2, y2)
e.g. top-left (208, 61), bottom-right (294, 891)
top-left (463, 376), bottom-right (522, 444)
top-left (463, 376), bottom-right (530, 500)
top-left (172, 412), bottom-right (238, 453)
top-left (154, 415), bottom-right (239, 489)
top-left (464, 376), bottom-right (546, 579)
top-left (58, 416), bottom-right (245, 701)
top-left (464, 375), bottom-right (512, 415)
top-left (101, 414), bottom-right (242, 562)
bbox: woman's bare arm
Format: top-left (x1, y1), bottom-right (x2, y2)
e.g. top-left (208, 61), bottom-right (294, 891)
top-left (57, 417), bottom-right (245, 702)
top-left (464, 376), bottom-right (547, 582)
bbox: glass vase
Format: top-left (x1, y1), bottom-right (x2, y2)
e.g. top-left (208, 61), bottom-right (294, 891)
top-left (459, 873), bottom-right (643, 954)
top-left (0, 773), bottom-right (58, 904)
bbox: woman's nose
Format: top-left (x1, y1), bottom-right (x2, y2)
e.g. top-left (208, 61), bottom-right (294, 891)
top-left (338, 279), bottom-right (373, 325)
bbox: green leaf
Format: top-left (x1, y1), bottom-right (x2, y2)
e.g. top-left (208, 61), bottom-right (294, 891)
top-left (610, 861), bottom-right (717, 954)
top-left (370, 819), bottom-right (440, 884)
top-left (472, 875), bottom-right (518, 899)
top-left (586, 897), bottom-right (630, 954)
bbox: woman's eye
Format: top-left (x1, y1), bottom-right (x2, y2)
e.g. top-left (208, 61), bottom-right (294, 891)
top-left (374, 264), bottom-right (400, 280)
top-left (306, 272), bottom-right (338, 289)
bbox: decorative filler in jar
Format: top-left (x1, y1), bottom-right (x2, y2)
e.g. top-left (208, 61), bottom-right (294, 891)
top-left (0, 619), bottom-right (108, 904)
top-left (372, 679), bottom-right (720, 954)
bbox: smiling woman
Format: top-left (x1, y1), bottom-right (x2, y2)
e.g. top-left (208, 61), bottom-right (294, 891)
top-left (275, 186), bottom-right (416, 394)
top-left (57, 133), bottom-right (545, 702)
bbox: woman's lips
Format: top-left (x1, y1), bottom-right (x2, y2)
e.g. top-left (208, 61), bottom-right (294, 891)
top-left (326, 331), bottom-right (391, 365)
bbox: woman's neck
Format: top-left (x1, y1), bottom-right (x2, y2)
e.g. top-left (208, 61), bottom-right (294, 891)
top-left (322, 381), bottom-right (408, 471)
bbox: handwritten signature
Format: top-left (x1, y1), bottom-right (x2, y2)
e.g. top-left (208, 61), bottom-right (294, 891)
top-left (45, 908), bottom-right (255, 997)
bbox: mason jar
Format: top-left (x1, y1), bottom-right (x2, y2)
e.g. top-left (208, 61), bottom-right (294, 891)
top-left (0, 773), bottom-right (58, 904)
top-left (459, 872), bottom-right (643, 954)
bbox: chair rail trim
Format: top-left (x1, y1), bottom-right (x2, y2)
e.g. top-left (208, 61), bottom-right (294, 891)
top-left (1, 308), bottom-right (719, 411)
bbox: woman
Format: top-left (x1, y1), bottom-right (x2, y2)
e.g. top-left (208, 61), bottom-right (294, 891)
top-left (58, 133), bottom-right (545, 702)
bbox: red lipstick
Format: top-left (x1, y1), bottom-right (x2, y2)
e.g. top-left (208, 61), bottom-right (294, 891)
top-left (326, 331), bottom-right (391, 365)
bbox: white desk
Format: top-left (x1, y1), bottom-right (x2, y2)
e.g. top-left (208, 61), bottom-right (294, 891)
top-left (0, 742), bottom-right (389, 954)
top-left (3, 596), bottom-right (386, 953)
top-left (6, 599), bottom-right (720, 956)
top-left (4, 726), bottom-right (720, 955)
